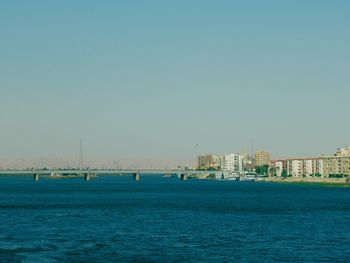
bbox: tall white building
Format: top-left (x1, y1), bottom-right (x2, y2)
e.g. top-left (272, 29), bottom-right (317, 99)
top-left (222, 153), bottom-right (243, 172)
top-left (304, 159), bottom-right (313, 176)
top-left (275, 161), bottom-right (284, 177)
top-left (303, 158), bottom-right (323, 176)
top-left (287, 159), bottom-right (303, 177)
top-left (317, 159), bottom-right (323, 175)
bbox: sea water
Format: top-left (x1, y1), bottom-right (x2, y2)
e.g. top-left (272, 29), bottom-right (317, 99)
top-left (0, 175), bottom-right (350, 262)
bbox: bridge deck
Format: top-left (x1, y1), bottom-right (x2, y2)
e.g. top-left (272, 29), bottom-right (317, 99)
top-left (0, 170), bottom-right (228, 176)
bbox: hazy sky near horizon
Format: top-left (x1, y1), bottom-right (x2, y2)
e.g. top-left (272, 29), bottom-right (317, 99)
top-left (1, 0), bottom-right (349, 161)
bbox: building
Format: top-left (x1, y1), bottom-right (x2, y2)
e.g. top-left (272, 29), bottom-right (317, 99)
top-left (212, 155), bottom-right (223, 169)
top-left (198, 153), bottom-right (243, 172)
top-left (316, 158), bottom-right (324, 176)
top-left (304, 159), bottom-right (313, 176)
top-left (272, 160), bottom-right (285, 177)
top-left (319, 147), bottom-right (350, 177)
top-left (264, 146), bottom-right (350, 178)
top-left (197, 154), bottom-right (214, 169)
top-left (335, 147), bottom-right (350, 157)
top-left (287, 159), bottom-right (303, 177)
top-left (222, 153), bottom-right (243, 172)
top-left (255, 151), bottom-right (270, 166)
top-left (270, 158), bottom-right (323, 177)
top-left (321, 156), bottom-right (350, 177)
top-left (302, 158), bottom-right (323, 177)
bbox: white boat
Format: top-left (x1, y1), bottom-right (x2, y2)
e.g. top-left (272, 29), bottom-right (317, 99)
top-left (218, 171), bottom-right (240, 181)
top-left (238, 171), bottom-right (257, 181)
top-left (239, 175), bottom-right (256, 182)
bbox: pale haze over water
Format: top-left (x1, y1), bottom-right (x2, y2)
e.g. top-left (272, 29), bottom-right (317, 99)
top-left (0, 1), bottom-right (349, 167)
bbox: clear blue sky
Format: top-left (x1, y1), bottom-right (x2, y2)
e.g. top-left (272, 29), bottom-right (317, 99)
top-left (0, 0), bottom-right (349, 162)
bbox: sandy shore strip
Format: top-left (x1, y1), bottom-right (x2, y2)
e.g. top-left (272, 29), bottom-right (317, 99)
top-left (258, 177), bottom-right (350, 186)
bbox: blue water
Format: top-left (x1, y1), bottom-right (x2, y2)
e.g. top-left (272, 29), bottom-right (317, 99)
top-left (0, 176), bottom-right (350, 262)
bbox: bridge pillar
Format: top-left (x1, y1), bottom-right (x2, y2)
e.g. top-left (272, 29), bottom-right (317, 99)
top-left (133, 171), bottom-right (140, 181)
top-left (180, 173), bottom-right (187, 180)
top-left (84, 173), bottom-right (90, 181)
top-left (33, 173), bottom-right (39, 182)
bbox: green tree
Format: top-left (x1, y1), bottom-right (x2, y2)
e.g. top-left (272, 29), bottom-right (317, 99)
top-left (281, 169), bottom-right (288, 178)
top-left (262, 164), bottom-right (269, 175)
top-left (255, 164), bottom-right (270, 175)
top-left (269, 166), bottom-right (276, 177)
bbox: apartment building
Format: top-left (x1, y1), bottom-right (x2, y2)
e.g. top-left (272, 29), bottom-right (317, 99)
top-left (255, 151), bottom-right (270, 166)
top-left (335, 147), bottom-right (350, 157)
top-left (269, 160), bottom-right (285, 177)
top-left (322, 156), bottom-right (350, 177)
top-left (222, 153), bottom-right (243, 172)
top-left (302, 158), bottom-right (323, 176)
top-left (286, 159), bottom-right (303, 177)
top-left (270, 158), bottom-right (323, 177)
top-left (197, 154), bottom-right (214, 169)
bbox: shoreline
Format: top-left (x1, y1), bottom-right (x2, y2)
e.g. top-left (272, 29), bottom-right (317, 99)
top-left (258, 177), bottom-right (350, 187)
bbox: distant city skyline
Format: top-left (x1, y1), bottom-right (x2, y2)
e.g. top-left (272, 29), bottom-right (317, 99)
top-left (1, 1), bottom-right (349, 166)
top-left (1, 145), bottom-right (348, 170)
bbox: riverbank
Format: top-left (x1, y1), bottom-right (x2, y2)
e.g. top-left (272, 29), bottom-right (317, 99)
top-left (258, 177), bottom-right (350, 187)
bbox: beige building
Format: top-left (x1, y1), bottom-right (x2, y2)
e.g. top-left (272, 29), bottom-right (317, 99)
top-left (335, 147), bottom-right (350, 157)
top-left (322, 156), bottom-right (350, 177)
top-left (255, 151), bottom-right (270, 166)
top-left (268, 146), bottom-right (350, 178)
top-left (197, 154), bottom-right (215, 169)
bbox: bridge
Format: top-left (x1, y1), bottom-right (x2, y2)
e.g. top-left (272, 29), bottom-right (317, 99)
top-left (0, 169), bottom-right (232, 181)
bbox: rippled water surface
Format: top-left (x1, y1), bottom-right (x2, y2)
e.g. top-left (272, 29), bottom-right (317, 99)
top-left (1, 175), bottom-right (350, 262)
